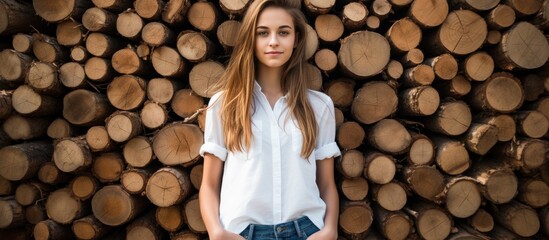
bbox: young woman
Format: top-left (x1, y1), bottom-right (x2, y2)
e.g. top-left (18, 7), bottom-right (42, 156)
top-left (199, 1), bottom-right (340, 239)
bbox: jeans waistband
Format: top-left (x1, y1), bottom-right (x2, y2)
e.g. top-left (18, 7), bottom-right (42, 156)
top-left (242, 216), bottom-right (315, 239)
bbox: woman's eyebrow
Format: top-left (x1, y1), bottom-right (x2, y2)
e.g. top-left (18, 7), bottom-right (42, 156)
top-left (256, 25), bottom-right (293, 30)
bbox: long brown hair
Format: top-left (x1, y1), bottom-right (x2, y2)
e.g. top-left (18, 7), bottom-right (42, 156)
top-left (216, 0), bottom-right (317, 158)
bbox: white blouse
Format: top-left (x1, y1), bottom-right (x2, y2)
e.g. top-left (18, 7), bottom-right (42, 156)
top-left (199, 81), bottom-right (341, 234)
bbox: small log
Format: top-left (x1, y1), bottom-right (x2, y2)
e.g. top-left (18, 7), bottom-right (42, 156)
top-left (491, 200), bottom-right (540, 237)
top-left (386, 18), bottom-right (422, 53)
top-left (190, 164), bottom-right (203, 190)
top-left (427, 10), bottom-right (487, 55)
top-left (514, 110), bottom-right (549, 139)
top-left (85, 126), bottom-right (115, 152)
top-left (339, 176), bottom-right (368, 201)
top-left (0, 198), bottom-right (25, 229)
top-left (107, 75), bottom-right (147, 111)
top-left (33, 219), bottom-right (73, 240)
top-left (518, 177), bottom-right (549, 208)
top-left (70, 46), bottom-right (89, 63)
top-left (463, 52), bottom-right (494, 82)
top-left (37, 162), bottom-right (71, 185)
top-left (141, 101), bottom-right (168, 129)
top-left (46, 188), bottom-right (90, 224)
top-left (447, 225), bottom-right (491, 240)
top-left (123, 136), bottom-right (154, 167)
top-left (33, 0), bottom-right (92, 23)
top-left (470, 160), bottom-right (518, 204)
top-left (121, 167), bottom-right (154, 194)
top-left (373, 205), bottom-right (412, 240)
top-left (12, 33), bottom-right (34, 53)
top-left (314, 48), bottom-right (338, 74)
top-left (383, 60), bottom-right (404, 80)
top-left (303, 0), bottom-right (333, 14)
top-left (468, 208), bottom-right (494, 233)
top-left (485, 30), bottom-right (502, 45)
top-left (463, 123), bottom-right (499, 155)
top-left (26, 62), bottom-right (65, 95)
top-left (437, 177), bottom-right (482, 218)
top-left (219, 0), bottom-right (250, 16)
top-left (424, 53), bottom-right (458, 80)
top-left (217, 20), bottom-right (241, 49)
top-left (25, 203), bottom-right (47, 224)
top-left (367, 119), bottom-right (411, 155)
top-left (304, 24), bottom-right (319, 60)
top-left (151, 46), bottom-right (186, 77)
top-left (146, 167), bottom-right (192, 207)
top-left (156, 205), bottom-right (184, 232)
top-left (0, 50), bottom-right (33, 84)
top-left (424, 100), bottom-right (472, 136)
top-left (337, 121), bottom-right (365, 150)
top-left (494, 22), bottom-right (549, 70)
top-left (92, 152), bottom-right (125, 183)
top-left (0, 141), bottom-right (52, 181)
top-left (366, 15), bottom-right (380, 30)
top-left (163, 0), bottom-right (191, 26)
top-left (433, 74), bottom-right (472, 98)
top-left (0, 0), bottom-right (45, 35)
top-left (371, 181), bottom-right (407, 211)
top-left (315, 14), bottom-right (344, 44)
top-left (91, 185), bottom-right (149, 226)
top-left (59, 62), bottom-right (87, 88)
top-left (134, 0), bottom-right (164, 20)
top-left (453, 0), bottom-right (500, 11)
top-left (407, 132), bottom-right (435, 166)
top-left (82, 7), bottom-right (117, 33)
top-left (339, 200), bottom-right (373, 240)
top-left (3, 114), bottom-right (51, 140)
top-left (402, 165), bottom-right (445, 201)
top-left (92, 0), bottom-right (133, 12)
top-left (188, 60), bottom-right (224, 98)
top-left (56, 20), bottom-right (85, 47)
top-left (70, 174), bottom-right (100, 201)
top-left (325, 78), bottom-right (355, 110)
top-left (337, 149), bottom-right (365, 179)
top-left (126, 210), bottom-right (164, 239)
top-left (475, 113), bottom-right (516, 142)
top-left (400, 48), bottom-right (424, 67)
top-left (147, 78), bottom-right (182, 104)
top-left (85, 57), bottom-right (114, 83)
top-left (499, 138), bottom-right (546, 173)
top-left (431, 135), bottom-right (470, 175)
top-left (116, 10), bottom-right (144, 41)
top-left (304, 63), bottom-right (323, 91)
top-left (142, 22), bottom-right (175, 47)
top-left (15, 182), bottom-right (53, 206)
top-left (53, 136), bottom-right (93, 173)
top-left (177, 30), bottom-right (215, 62)
top-left (105, 111), bottom-right (143, 143)
top-left (372, 0), bottom-right (392, 19)
top-left (338, 31), bottom-right (390, 79)
top-left (12, 85), bottom-right (61, 117)
top-left (187, 0), bottom-right (219, 32)
top-left (64, 89), bottom-right (114, 126)
top-left (399, 86), bottom-right (440, 116)
top-left (183, 195), bottom-right (207, 233)
top-left (405, 200), bottom-right (453, 240)
top-left (0, 176), bottom-right (14, 196)
top-left (351, 81), bottom-right (398, 124)
top-left (486, 4), bottom-right (516, 30)
top-left (171, 89), bottom-right (204, 119)
top-left (408, 0), bottom-right (448, 28)
top-left (506, 0), bottom-right (543, 16)
top-left (86, 32), bottom-right (124, 58)
top-left (341, 1), bottom-right (368, 31)
top-left (363, 151), bottom-right (397, 185)
top-left (72, 215), bottom-right (113, 240)
top-left (32, 33), bottom-right (68, 64)
top-left (111, 47), bottom-right (152, 75)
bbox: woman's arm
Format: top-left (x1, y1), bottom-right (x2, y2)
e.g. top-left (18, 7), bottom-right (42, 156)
top-left (199, 153), bottom-right (244, 240)
top-left (308, 157), bottom-right (339, 240)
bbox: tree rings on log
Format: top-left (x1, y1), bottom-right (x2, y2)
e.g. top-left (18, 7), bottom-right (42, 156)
top-left (146, 167), bottom-right (192, 207)
top-left (152, 122), bottom-right (203, 166)
top-left (339, 31), bottom-right (390, 79)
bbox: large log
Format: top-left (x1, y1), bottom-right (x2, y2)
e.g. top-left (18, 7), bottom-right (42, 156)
top-left (0, 141), bottom-right (52, 181)
top-left (338, 31), bottom-right (390, 79)
top-left (0, 0), bottom-right (45, 35)
top-left (63, 89), bottom-right (114, 126)
top-left (46, 188), bottom-right (90, 224)
top-left (53, 136), bottom-right (93, 173)
top-left (146, 167), bottom-right (192, 207)
top-left (91, 185), bottom-right (149, 226)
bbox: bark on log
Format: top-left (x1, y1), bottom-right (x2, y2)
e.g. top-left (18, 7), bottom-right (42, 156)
top-left (0, 49), bottom-right (33, 84)
top-left (63, 89), bottom-right (114, 126)
top-left (399, 86), bottom-right (440, 116)
top-left (33, 0), bottom-right (93, 23)
top-left (491, 200), bottom-right (541, 237)
top-left (436, 177), bottom-right (482, 218)
top-left (373, 205), bottom-right (412, 240)
top-left (12, 85), bottom-right (61, 117)
top-left (475, 113), bottom-right (516, 142)
top-left (498, 138), bottom-right (547, 174)
top-left (405, 200), bottom-right (453, 240)
top-left (486, 4), bottom-right (516, 30)
top-left (463, 123), bottom-right (499, 155)
top-left (494, 21), bottom-right (549, 70)
top-left (425, 53), bottom-right (458, 80)
top-left (518, 177), bottom-right (549, 208)
top-left (470, 160), bottom-right (518, 204)
top-left (163, 0), bottom-right (190, 26)
top-left (0, 198), bottom-right (25, 229)
top-left (15, 182), bottom-right (53, 206)
top-left (402, 165), bottom-right (445, 201)
top-left (3, 114), bottom-right (51, 140)
top-left (33, 219), bottom-right (73, 240)
top-left (72, 214), bottom-right (113, 240)
top-left (0, 0), bottom-right (45, 35)
top-left (32, 34), bottom-right (68, 64)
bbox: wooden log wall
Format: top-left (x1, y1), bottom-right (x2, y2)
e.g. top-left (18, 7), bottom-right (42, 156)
top-left (1, 0), bottom-right (549, 239)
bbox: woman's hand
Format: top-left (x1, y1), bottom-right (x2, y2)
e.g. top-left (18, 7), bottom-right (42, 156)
top-left (210, 229), bottom-right (246, 240)
top-left (306, 228), bottom-right (337, 240)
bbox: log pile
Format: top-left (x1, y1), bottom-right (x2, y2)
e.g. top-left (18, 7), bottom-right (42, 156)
top-left (1, 0), bottom-right (549, 239)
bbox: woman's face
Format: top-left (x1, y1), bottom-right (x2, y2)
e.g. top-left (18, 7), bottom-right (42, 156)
top-left (254, 7), bottom-right (296, 70)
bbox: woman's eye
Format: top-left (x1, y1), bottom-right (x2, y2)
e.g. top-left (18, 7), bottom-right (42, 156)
top-left (257, 31), bottom-right (268, 36)
top-left (279, 31), bottom-right (289, 36)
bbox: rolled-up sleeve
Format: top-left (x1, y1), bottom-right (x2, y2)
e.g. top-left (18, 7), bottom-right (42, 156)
top-left (199, 92), bottom-right (228, 161)
top-left (315, 96), bottom-right (341, 160)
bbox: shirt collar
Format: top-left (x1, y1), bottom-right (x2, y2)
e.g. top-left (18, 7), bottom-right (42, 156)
top-left (254, 80), bottom-right (288, 99)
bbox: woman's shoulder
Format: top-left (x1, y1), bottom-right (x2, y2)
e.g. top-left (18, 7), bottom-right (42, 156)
top-left (306, 89), bottom-right (334, 109)
top-left (207, 91), bottom-right (225, 107)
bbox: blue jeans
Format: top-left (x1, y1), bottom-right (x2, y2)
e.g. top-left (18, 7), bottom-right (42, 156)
top-left (239, 216), bottom-right (320, 240)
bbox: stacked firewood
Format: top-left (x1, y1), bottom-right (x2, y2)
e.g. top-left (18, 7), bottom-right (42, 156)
top-left (0, 0), bottom-right (548, 239)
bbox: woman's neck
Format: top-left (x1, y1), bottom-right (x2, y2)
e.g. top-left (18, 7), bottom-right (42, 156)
top-left (256, 65), bottom-right (284, 108)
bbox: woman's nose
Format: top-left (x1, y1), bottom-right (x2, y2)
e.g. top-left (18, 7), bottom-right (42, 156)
top-left (269, 34), bottom-right (279, 47)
